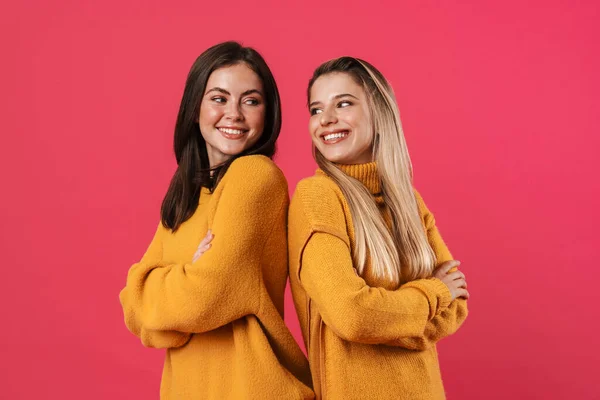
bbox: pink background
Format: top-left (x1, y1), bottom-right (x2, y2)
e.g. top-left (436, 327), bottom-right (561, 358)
top-left (1, 1), bottom-right (598, 399)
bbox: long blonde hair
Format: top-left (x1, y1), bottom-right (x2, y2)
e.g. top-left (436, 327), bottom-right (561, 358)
top-left (308, 57), bottom-right (436, 285)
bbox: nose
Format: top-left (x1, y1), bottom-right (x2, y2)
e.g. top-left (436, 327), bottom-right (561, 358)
top-left (319, 107), bottom-right (337, 126)
top-left (225, 101), bottom-right (244, 121)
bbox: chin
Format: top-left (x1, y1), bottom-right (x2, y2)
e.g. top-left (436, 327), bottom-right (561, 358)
top-left (319, 150), bottom-right (347, 164)
top-left (217, 143), bottom-right (248, 156)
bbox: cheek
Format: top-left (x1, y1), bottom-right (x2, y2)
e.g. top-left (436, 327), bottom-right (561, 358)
top-left (343, 110), bottom-right (361, 129)
top-left (344, 115), bottom-right (372, 151)
top-left (308, 118), bottom-right (320, 137)
top-left (355, 132), bottom-right (374, 153)
top-left (199, 104), bottom-right (222, 126)
top-left (353, 114), bottom-right (372, 142)
top-left (247, 107), bottom-right (266, 131)
top-left (357, 121), bottom-right (373, 143)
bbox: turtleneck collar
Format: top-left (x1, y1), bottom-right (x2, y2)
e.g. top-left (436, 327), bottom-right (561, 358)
top-left (336, 162), bottom-right (381, 196)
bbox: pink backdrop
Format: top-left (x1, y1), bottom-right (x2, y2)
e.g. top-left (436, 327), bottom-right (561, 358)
top-left (1, 1), bottom-right (598, 399)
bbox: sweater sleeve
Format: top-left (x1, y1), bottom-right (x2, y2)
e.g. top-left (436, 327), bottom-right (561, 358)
top-left (301, 232), bottom-right (452, 344)
top-left (119, 156), bottom-right (288, 342)
top-left (383, 191), bottom-right (469, 350)
top-left (411, 191), bottom-right (469, 347)
top-left (119, 224), bottom-right (192, 349)
top-left (290, 178), bottom-right (452, 345)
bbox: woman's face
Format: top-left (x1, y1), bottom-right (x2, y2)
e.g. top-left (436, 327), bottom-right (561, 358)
top-left (199, 63), bottom-right (266, 167)
top-left (308, 72), bottom-right (374, 165)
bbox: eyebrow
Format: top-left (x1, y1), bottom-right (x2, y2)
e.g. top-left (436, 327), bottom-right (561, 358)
top-left (205, 87), bottom-right (264, 97)
top-left (309, 93), bottom-right (359, 108)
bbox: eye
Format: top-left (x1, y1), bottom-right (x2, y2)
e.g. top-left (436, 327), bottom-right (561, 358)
top-left (338, 100), bottom-right (352, 108)
top-left (211, 96), bottom-right (226, 103)
top-left (243, 98), bottom-right (260, 106)
top-left (310, 108), bottom-right (322, 116)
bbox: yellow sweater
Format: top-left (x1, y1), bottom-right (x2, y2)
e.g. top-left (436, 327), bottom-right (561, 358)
top-left (288, 162), bottom-right (468, 400)
top-left (120, 155), bottom-right (314, 400)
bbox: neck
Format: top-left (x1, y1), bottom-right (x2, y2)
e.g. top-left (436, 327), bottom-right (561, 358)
top-left (206, 145), bottom-right (231, 169)
top-left (336, 161), bottom-right (381, 195)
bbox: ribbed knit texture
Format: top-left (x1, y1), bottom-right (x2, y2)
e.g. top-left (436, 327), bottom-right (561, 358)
top-left (288, 162), bottom-right (468, 400)
top-left (338, 162), bottom-right (381, 194)
top-left (120, 155), bottom-right (314, 400)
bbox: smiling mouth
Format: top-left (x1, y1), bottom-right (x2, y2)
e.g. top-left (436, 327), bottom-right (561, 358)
top-left (218, 127), bottom-right (248, 135)
top-left (321, 130), bottom-right (350, 143)
top-left (217, 128), bottom-right (250, 140)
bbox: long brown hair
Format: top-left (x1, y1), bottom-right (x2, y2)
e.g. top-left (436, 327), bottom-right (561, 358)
top-left (308, 57), bottom-right (436, 285)
top-left (161, 41), bottom-right (281, 231)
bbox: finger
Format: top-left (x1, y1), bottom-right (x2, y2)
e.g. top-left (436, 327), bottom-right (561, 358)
top-left (457, 288), bottom-right (470, 299)
top-left (194, 243), bottom-right (212, 259)
top-left (436, 260), bottom-right (461, 275)
top-left (433, 268), bottom-right (446, 279)
top-left (447, 270), bottom-right (465, 281)
top-left (452, 278), bottom-right (467, 289)
top-left (434, 261), bottom-right (456, 278)
top-left (194, 245), bottom-right (207, 257)
top-left (203, 233), bottom-right (214, 246)
top-left (198, 236), bottom-right (210, 248)
top-left (451, 288), bottom-right (466, 300)
top-left (201, 243), bottom-right (212, 252)
top-left (193, 248), bottom-right (208, 263)
top-left (198, 230), bottom-right (214, 246)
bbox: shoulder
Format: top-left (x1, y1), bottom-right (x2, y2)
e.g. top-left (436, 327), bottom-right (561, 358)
top-left (413, 188), bottom-right (435, 227)
top-left (290, 172), bottom-right (348, 233)
top-left (413, 188), bottom-right (431, 212)
top-left (293, 173), bottom-right (342, 207)
top-left (225, 155), bottom-right (288, 193)
top-left (413, 188), bottom-right (426, 209)
top-left (228, 155), bottom-right (286, 182)
top-left (294, 171), bottom-right (343, 199)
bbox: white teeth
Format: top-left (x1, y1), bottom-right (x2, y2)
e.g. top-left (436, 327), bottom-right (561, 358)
top-left (323, 132), bottom-right (348, 141)
top-left (220, 128), bottom-right (245, 135)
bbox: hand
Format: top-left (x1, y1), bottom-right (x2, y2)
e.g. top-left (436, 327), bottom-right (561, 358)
top-left (192, 230), bottom-right (214, 263)
top-left (433, 260), bottom-right (469, 301)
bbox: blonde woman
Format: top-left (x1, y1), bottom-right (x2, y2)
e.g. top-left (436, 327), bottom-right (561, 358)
top-left (288, 57), bottom-right (469, 400)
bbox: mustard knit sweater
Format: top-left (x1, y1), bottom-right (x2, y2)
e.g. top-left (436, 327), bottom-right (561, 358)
top-left (288, 162), bottom-right (468, 400)
top-left (120, 155), bottom-right (314, 400)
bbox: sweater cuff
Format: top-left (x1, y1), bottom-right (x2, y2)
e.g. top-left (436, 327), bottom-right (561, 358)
top-left (402, 278), bottom-right (452, 320)
top-left (429, 277), bottom-right (452, 313)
